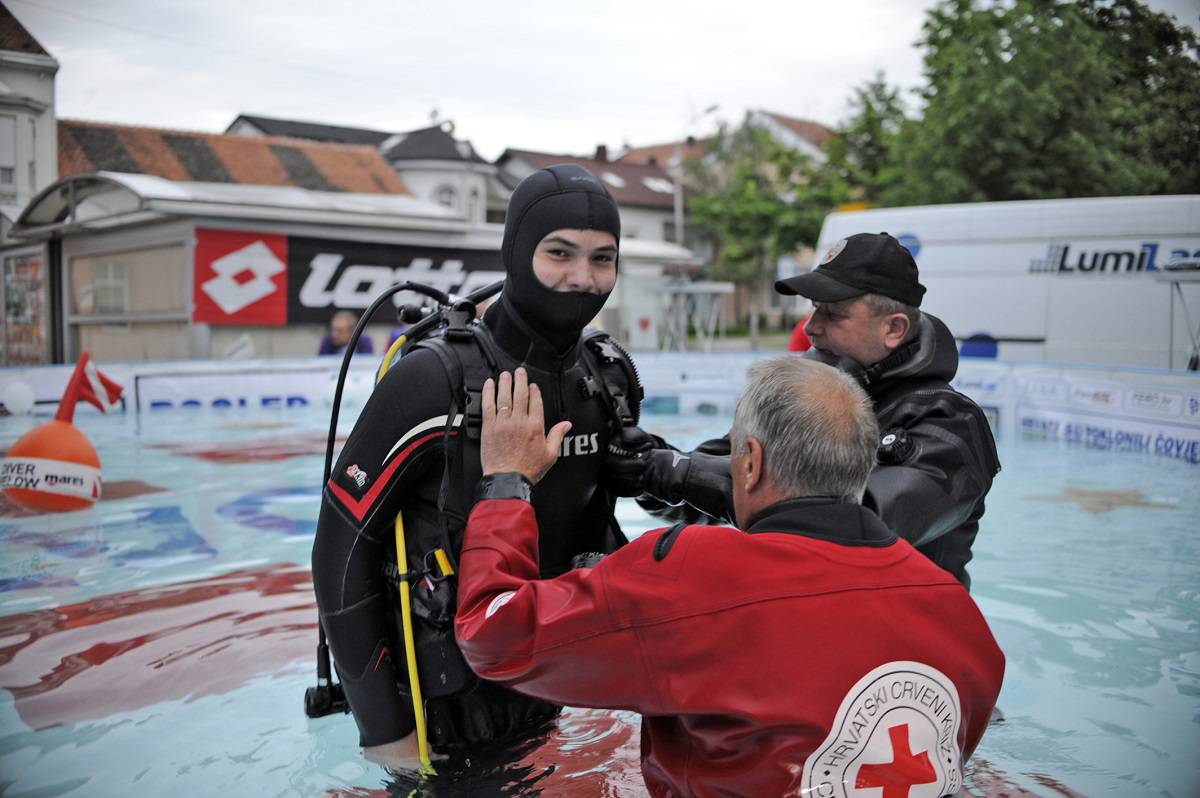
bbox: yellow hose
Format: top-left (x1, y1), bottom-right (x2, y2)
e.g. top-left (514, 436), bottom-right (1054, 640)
top-left (395, 512), bottom-right (435, 774)
top-left (379, 336), bottom-right (434, 774)
top-left (378, 333), bottom-right (407, 385)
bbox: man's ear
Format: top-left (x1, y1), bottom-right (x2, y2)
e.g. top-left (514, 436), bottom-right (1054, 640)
top-left (745, 437), bottom-right (766, 494)
top-left (881, 312), bottom-right (910, 350)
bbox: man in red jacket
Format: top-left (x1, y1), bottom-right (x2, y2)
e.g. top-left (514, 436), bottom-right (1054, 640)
top-left (456, 358), bottom-right (1004, 797)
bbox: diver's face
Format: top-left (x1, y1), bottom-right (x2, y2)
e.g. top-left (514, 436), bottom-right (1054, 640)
top-left (804, 298), bottom-right (891, 367)
top-left (531, 229), bottom-right (617, 295)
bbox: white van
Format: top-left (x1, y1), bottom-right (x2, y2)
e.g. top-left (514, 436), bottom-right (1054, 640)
top-left (810, 196), bottom-right (1200, 369)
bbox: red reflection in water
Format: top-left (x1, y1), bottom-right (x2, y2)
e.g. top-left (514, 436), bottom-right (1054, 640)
top-left (0, 563), bottom-right (1073, 798)
top-left (153, 434), bottom-right (346, 463)
top-left (355, 708), bottom-right (650, 798)
top-left (964, 758), bottom-right (1087, 798)
top-left (0, 564), bottom-right (316, 730)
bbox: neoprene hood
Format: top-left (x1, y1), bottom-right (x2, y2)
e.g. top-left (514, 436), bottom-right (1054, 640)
top-left (500, 164), bottom-right (622, 348)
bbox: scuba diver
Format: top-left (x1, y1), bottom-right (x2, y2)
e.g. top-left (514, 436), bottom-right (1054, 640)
top-left (311, 163), bottom-right (642, 771)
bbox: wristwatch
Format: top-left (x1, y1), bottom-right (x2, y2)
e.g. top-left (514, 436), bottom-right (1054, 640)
top-left (475, 472), bottom-right (533, 503)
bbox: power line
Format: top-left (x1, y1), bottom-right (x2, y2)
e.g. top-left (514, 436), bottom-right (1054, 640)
top-left (6, 0), bottom-right (421, 94)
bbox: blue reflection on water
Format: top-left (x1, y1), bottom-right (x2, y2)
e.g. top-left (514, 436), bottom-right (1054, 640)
top-left (0, 408), bottom-right (1196, 797)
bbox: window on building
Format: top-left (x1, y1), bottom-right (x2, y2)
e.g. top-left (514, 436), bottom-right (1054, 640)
top-left (67, 245), bottom-right (191, 362)
top-left (434, 184), bottom-right (458, 209)
top-left (2, 250), bottom-right (50, 366)
top-left (0, 115), bottom-right (15, 186)
top-left (28, 117), bottom-right (36, 189)
top-left (70, 247), bottom-right (187, 317)
top-left (94, 261), bottom-right (129, 314)
top-left (601, 172), bottom-right (626, 189)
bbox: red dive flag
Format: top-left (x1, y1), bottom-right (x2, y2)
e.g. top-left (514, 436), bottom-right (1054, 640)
top-left (55, 352), bottom-right (124, 422)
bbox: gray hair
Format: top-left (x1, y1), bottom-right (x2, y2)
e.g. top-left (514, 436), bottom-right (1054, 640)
top-left (861, 293), bottom-right (921, 341)
top-left (729, 356), bottom-right (879, 501)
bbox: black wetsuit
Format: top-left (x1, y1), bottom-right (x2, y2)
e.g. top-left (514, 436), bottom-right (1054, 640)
top-left (311, 300), bottom-right (637, 747)
top-left (635, 313), bottom-right (1000, 588)
top-left (312, 162), bottom-right (636, 750)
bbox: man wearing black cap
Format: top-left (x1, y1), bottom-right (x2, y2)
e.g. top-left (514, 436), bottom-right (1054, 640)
top-left (311, 164), bottom-right (642, 769)
top-left (607, 232), bottom-right (1000, 590)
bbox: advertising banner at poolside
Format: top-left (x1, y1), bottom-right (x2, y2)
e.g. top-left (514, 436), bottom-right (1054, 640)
top-left (1012, 374), bottom-right (1200, 465)
top-left (131, 361), bottom-right (367, 412)
top-left (192, 229), bottom-right (505, 326)
top-left (193, 229), bottom-right (290, 326)
top-left (286, 236), bottom-right (503, 324)
top-left (3, 354), bottom-right (1198, 465)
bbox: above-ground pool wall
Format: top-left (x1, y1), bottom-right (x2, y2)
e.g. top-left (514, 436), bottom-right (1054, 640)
top-left (3, 355), bottom-right (1199, 466)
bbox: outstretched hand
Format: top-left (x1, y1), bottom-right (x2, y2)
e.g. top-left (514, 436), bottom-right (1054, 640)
top-left (481, 368), bottom-right (572, 485)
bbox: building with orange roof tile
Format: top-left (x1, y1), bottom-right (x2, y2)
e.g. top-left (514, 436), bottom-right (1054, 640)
top-left (57, 120), bottom-right (409, 195)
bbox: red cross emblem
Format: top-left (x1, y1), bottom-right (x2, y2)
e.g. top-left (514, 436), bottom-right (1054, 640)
top-left (855, 723), bottom-right (937, 798)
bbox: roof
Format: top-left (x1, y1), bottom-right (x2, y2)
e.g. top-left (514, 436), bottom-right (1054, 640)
top-left (382, 124), bottom-right (487, 164)
top-left (620, 113), bottom-right (833, 166)
top-left (226, 114), bottom-right (393, 146)
top-left (498, 149), bottom-right (678, 209)
top-left (12, 172), bottom-right (698, 268)
top-left (13, 172), bottom-right (459, 238)
top-left (757, 111), bottom-right (834, 149)
top-left (58, 120), bottom-right (409, 194)
top-left (617, 139), bottom-right (708, 167)
top-left (0, 5), bottom-right (49, 56)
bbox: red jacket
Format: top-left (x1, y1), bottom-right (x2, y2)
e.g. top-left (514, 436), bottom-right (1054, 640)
top-left (788, 317), bottom-right (812, 352)
top-left (456, 496), bottom-right (1005, 798)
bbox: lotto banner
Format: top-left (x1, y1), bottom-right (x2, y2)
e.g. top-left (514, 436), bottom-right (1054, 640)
top-left (192, 229), bottom-right (504, 326)
top-left (193, 229), bottom-right (289, 326)
top-left (285, 235), bottom-right (502, 324)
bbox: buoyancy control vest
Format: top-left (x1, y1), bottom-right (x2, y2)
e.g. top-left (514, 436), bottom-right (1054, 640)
top-left (380, 308), bottom-right (642, 706)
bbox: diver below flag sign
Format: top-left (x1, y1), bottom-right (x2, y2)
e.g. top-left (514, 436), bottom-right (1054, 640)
top-left (0, 353), bottom-right (124, 513)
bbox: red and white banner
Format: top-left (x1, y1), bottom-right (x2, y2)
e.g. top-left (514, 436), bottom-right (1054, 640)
top-left (193, 229), bottom-right (289, 325)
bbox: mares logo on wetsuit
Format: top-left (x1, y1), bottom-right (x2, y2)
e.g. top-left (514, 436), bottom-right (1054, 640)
top-left (558, 433), bottom-right (600, 458)
top-left (336, 463), bottom-right (371, 499)
top-left (802, 661), bottom-right (964, 798)
top-left (345, 464), bottom-right (369, 490)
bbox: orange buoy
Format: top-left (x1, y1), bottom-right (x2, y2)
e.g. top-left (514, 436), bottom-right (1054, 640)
top-left (0, 352), bottom-right (120, 514)
top-left (1, 419), bottom-right (102, 512)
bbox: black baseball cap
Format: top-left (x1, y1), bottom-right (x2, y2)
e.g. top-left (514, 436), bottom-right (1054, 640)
top-left (775, 232), bottom-right (926, 308)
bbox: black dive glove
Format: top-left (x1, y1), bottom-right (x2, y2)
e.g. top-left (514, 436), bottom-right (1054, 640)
top-left (604, 425), bottom-right (659, 497)
top-left (605, 427), bottom-right (733, 520)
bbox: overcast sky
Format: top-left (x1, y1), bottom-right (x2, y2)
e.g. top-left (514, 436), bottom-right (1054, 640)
top-left (7, 0), bottom-right (1199, 161)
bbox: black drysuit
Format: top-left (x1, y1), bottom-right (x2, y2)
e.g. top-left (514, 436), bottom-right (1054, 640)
top-left (637, 313), bottom-right (1000, 588)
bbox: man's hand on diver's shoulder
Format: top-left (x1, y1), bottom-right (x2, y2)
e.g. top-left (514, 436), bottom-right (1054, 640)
top-left (480, 368), bottom-right (572, 485)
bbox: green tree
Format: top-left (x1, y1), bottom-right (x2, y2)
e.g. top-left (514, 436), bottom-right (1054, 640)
top-left (825, 73), bottom-right (908, 205)
top-left (687, 119), bottom-right (844, 348)
top-left (886, 0), bottom-right (1200, 205)
top-left (1082, 0), bottom-right (1200, 192)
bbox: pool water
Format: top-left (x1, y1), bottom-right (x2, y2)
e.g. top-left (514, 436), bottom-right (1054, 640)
top-left (0, 406), bottom-right (1197, 797)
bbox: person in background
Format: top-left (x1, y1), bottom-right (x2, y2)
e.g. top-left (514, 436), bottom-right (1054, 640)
top-left (606, 232), bottom-right (1000, 589)
top-left (319, 310), bottom-right (375, 356)
top-left (788, 313), bottom-right (812, 352)
top-left (456, 359), bottom-right (1005, 797)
